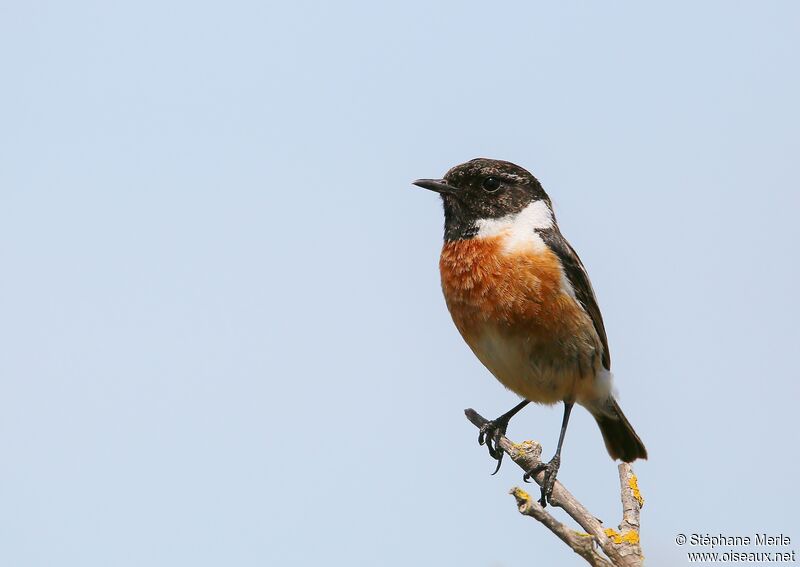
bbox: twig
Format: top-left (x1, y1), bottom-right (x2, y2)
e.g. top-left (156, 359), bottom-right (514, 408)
top-left (612, 463), bottom-right (644, 563)
top-left (509, 487), bottom-right (614, 567)
top-left (465, 408), bottom-right (645, 567)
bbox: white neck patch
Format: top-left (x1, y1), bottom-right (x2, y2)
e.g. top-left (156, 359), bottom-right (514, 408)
top-left (474, 200), bottom-right (553, 254)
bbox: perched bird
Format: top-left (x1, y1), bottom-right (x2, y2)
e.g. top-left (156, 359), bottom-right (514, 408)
top-left (413, 158), bottom-right (647, 506)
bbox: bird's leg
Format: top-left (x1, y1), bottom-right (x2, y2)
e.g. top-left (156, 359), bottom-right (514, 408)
top-left (524, 401), bottom-right (574, 507)
top-left (478, 400), bottom-right (530, 474)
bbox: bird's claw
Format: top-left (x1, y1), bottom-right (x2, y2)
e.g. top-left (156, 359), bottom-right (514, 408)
top-left (523, 454), bottom-right (561, 507)
top-left (478, 419), bottom-right (508, 474)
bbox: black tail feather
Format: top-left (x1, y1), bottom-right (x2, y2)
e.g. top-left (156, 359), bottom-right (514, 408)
top-left (593, 398), bottom-right (647, 462)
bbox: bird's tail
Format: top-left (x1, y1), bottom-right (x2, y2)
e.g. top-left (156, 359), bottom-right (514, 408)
top-left (591, 397), bottom-right (648, 462)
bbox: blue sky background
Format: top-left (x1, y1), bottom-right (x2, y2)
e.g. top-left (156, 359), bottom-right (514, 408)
top-left (1, 2), bottom-right (799, 566)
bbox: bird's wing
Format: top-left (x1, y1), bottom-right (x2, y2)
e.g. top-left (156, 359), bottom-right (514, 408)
top-left (539, 228), bottom-right (611, 370)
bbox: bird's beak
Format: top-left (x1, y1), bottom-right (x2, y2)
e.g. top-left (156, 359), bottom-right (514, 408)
top-left (412, 178), bottom-right (455, 194)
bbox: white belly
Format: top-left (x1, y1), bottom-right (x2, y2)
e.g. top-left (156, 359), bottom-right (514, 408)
top-left (468, 326), bottom-right (609, 405)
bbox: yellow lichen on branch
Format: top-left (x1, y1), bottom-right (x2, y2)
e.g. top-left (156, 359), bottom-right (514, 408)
top-left (604, 527), bottom-right (640, 545)
top-left (628, 475), bottom-right (644, 508)
top-left (511, 487), bottom-right (531, 504)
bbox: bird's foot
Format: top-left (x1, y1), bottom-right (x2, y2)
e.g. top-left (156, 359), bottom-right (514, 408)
top-left (523, 454), bottom-right (561, 507)
top-left (477, 416), bottom-right (512, 474)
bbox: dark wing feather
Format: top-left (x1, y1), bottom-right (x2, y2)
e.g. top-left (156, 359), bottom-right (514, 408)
top-left (539, 228), bottom-right (611, 370)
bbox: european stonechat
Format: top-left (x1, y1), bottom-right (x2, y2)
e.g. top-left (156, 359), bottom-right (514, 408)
top-left (414, 158), bottom-right (647, 506)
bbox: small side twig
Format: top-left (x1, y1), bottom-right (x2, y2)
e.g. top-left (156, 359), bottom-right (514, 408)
top-left (465, 408), bottom-right (644, 567)
top-left (510, 487), bottom-right (613, 567)
top-left (611, 463), bottom-right (644, 562)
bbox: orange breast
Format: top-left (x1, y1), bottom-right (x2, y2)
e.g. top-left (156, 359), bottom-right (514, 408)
top-left (440, 236), bottom-right (585, 338)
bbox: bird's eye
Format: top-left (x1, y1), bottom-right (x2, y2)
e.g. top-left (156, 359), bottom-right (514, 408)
top-left (482, 176), bottom-right (501, 192)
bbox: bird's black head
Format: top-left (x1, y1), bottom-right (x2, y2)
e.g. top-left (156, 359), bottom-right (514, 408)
top-left (413, 158), bottom-right (551, 241)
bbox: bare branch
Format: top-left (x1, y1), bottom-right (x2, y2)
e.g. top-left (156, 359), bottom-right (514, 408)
top-left (609, 463), bottom-right (644, 562)
top-left (510, 487), bottom-right (614, 567)
top-left (465, 408), bottom-right (644, 567)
